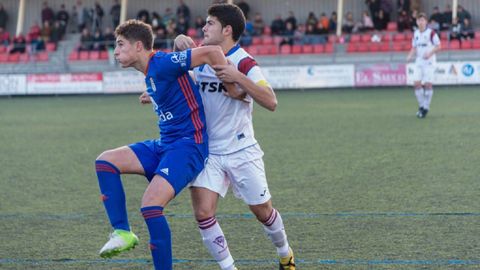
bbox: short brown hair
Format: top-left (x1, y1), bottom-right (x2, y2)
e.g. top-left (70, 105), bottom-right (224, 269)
top-left (115, 19), bottom-right (153, 50)
top-left (417, 12), bottom-right (428, 20)
top-left (208, 4), bottom-right (245, 42)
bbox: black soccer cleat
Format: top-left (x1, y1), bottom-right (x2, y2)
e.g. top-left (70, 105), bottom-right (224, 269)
top-left (416, 107), bottom-right (425, 118)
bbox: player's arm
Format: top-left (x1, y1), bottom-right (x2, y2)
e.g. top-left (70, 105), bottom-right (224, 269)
top-left (139, 91), bottom-right (151, 104)
top-left (213, 63), bottom-right (277, 111)
top-left (173, 34), bottom-right (197, 51)
top-left (425, 34), bottom-right (441, 59)
top-left (190, 46), bottom-right (245, 99)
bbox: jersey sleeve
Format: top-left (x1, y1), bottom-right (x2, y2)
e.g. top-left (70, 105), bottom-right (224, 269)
top-left (157, 49), bottom-right (192, 80)
top-left (238, 57), bottom-right (270, 87)
top-left (431, 31), bottom-right (441, 46)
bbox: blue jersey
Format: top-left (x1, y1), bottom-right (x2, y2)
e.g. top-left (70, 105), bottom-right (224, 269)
top-left (144, 49), bottom-right (207, 145)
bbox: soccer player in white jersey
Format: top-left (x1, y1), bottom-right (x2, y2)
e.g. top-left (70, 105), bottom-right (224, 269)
top-left (173, 3), bottom-right (295, 270)
top-left (407, 12), bottom-right (441, 118)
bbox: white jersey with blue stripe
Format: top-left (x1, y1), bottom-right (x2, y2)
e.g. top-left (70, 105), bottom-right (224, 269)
top-left (193, 45), bottom-right (268, 155)
top-left (145, 49), bottom-right (207, 145)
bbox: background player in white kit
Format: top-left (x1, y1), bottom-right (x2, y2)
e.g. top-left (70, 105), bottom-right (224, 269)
top-left (407, 12), bottom-right (441, 118)
top-left (173, 3), bottom-right (295, 270)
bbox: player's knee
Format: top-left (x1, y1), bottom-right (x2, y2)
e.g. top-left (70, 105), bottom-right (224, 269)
top-left (424, 83), bottom-right (433, 89)
top-left (96, 149), bottom-right (116, 162)
top-left (414, 82), bottom-right (422, 89)
top-left (194, 205), bottom-right (216, 221)
top-left (249, 200), bottom-right (273, 223)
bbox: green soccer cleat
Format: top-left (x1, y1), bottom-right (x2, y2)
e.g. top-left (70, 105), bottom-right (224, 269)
top-left (99, 229), bottom-right (139, 258)
top-left (279, 247), bottom-right (295, 270)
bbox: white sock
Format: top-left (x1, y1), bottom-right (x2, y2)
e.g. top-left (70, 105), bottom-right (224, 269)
top-left (262, 208), bottom-right (290, 257)
top-left (423, 89), bottom-right (433, 110)
top-left (198, 217), bottom-right (235, 270)
top-left (415, 88), bottom-right (424, 108)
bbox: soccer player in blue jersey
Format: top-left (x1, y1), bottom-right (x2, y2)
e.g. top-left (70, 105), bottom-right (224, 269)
top-left (94, 19), bottom-right (237, 270)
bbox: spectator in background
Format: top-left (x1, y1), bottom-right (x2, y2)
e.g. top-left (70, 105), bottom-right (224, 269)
top-left (163, 7), bottom-right (174, 25)
top-left (78, 27), bottom-right (93, 51)
top-left (365, 0), bottom-right (380, 28)
top-left (306, 12), bottom-right (317, 28)
top-left (380, 0), bottom-right (393, 23)
top-left (176, 16), bottom-right (188, 35)
top-left (457, 5), bottom-right (471, 24)
top-left (0, 3), bottom-right (9, 29)
top-left (410, 9), bottom-right (418, 29)
top-left (40, 20), bottom-right (52, 43)
top-left (343, 12), bottom-right (355, 33)
top-left (151, 12), bottom-right (165, 32)
top-left (449, 17), bottom-right (462, 43)
top-left (50, 21), bottom-right (62, 45)
top-left (397, 0), bottom-right (410, 14)
top-left (315, 20), bottom-right (328, 39)
top-left (92, 1), bottom-right (104, 33)
top-left (76, 0), bottom-right (92, 32)
top-left (252, 12), bottom-right (265, 36)
top-left (461, 18), bottom-right (474, 40)
top-left (293, 23), bottom-right (305, 44)
top-left (303, 23), bottom-right (317, 44)
top-left (285, 11), bottom-right (297, 31)
top-left (236, 0), bottom-right (250, 19)
top-left (361, 10), bottom-right (374, 31)
top-left (91, 29), bottom-right (105, 51)
top-left (110, 0), bottom-right (121, 29)
top-left (270, 14), bottom-right (285, 35)
top-left (10, 34), bottom-right (26, 54)
top-left (280, 21), bottom-right (295, 46)
top-left (441, 5), bottom-right (452, 31)
top-left (176, 0), bottom-right (190, 28)
top-left (103, 26), bottom-right (115, 48)
top-left (328, 12), bottom-right (337, 33)
top-left (429, 7), bottom-right (443, 29)
top-left (41, 2), bottom-right (55, 25)
top-left (28, 22), bottom-right (42, 42)
top-left (397, 10), bottom-right (411, 32)
top-left (319, 13), bottom-right (329, 31)
top-left (0, 27), bottom-right (10, 46)
top-left (375, 9), bottom-right (388, 30)
top-left (194, 16), bottom-right (205, 37)
top-left (56, 4), bottom-right (69, 37)
top-left (166, 20), bottom-right (178, 40)
top-left (427, 19), bottom-right (440, 32)
top-left (153, 27), bottom-right (167, 49)
top-left (69, 5), bottom-right (78, 33)
top-left (137, 9), bottom-right (150, 24)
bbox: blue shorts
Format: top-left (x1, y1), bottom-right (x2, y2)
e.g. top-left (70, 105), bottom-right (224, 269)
top-left (129, 138), bottom-right (208, 195)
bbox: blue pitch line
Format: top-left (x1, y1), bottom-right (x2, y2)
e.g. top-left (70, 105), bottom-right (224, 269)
top-left (1, 258), bottom-right (479, 266)
top-left (1, 212), bottom-right (480, 221)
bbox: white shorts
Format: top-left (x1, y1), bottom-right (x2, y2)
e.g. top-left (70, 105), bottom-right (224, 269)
top-left (413, 63), bottom-right (435, 84)
top-left (190, 144), bottom-right (271, 205)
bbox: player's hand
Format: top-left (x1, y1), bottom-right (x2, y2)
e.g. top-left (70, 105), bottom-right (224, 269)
top-left (213, 60), bottom-right (239, 83)
top-left (223, 84), bottom-right (249, 102)
top-left (173, 34), bottom-right (197, 51)
top-left (139, 91), bottom-right (151, 104)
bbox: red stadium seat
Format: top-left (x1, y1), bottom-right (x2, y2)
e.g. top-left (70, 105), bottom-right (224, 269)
top-left (245, 45), bottom-right (258, 55)
top-left (8, 53), bottom-right (20, 62)
top-left (461, 40), bottom-right (473, 49)
top-left (262, 35), bottom-right (273, 45)
top-left (350, 34), bottom-right (361, 43)
top-left (387, 22), bottom-right (397, 31)
top-left (252, 36), bottom-right (262, 45)
top-left (405, 31), bottom-right (413, 40)
top-left (68, 51), bottom-right (79, 61)
top-left (0, 52), bottom-right (8, 62)
top-left (263, 26), bottom-right (271, 36)
top-left (187, 28), bottom-right (197, 37)
top-left (449, 40), bottom-right (461, 50)
top-left (0, 45), bottom-right (6, 53)
top-left (257, 45), bottom-right (271, 55)
top-left (89, 51), bottom-right (100, 60)
top-left (280, 45), bottom-right (291, 54)
top-left (302, 44), bottom-right (313, 54)
top-left (393, 33), bottom-right (405, 41)
top-left (392, 42), bottom-right (404, 51)
top-left (475, 31), bottom-right (480, 40)
top-left (46, 42), bottom-right (56, 52)
top-left (79, 51), bottom-right (89, 60)
top-left (357, 43), bottom-right (369, 52)
top-left (35, 51), bottom-right (49, 61)
top-left (328, 34), bottom-right (337, 43)
top-left (472, 40), bottom-right (480, 49)
top-left (19, 53), bottom-right (29, 62)
top-left (346, 43), bottom-right (357, 53)
top-left (313, 44), bottom-right (324, 54)
top-left (100, 50), bottom-right (109, 59)
top-left (440, 31), bottom-right (449, 41)
top-left (369, 42), bottom-right (380, 52)
top-left (383, 33), bottom-right (392, 41)
top-left (380, 42), bottom-right (390, 51)
top-left (324, 43), bottom-right (334, 53)
top-left (291, 45), bottom-right (302, 54)
top-left (361, 34), bottom-right (371, 43)
top-left (273, 36), bottom-right (283, 45)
